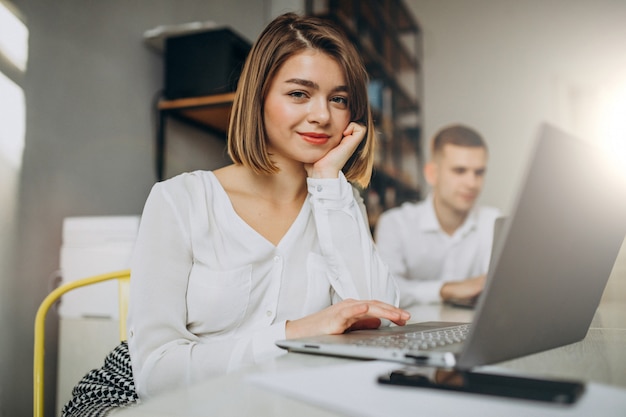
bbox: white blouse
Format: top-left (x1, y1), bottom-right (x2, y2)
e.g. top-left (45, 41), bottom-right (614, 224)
top-left (127, 170), bottom-right (398, 398)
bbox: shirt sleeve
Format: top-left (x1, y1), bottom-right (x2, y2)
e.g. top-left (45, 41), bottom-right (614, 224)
top-left (306, 173), bottom-right (399, 306)
top-left (396, 277), bottom-right (442, 306)
top-left (375, 210), bottom-right (442, 305)
top-left (127, 178), bottom-right (286, 399)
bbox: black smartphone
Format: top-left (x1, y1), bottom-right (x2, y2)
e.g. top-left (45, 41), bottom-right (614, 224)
top-left (378, 367), bottom-right (585, 404)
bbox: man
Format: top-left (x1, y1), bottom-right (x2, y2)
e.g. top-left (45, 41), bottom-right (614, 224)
top-left (375, 124), bottom-right (502, 307)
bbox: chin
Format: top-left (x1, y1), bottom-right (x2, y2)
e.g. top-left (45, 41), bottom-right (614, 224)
top-left (454, 203), bottom-right (474, 214)
top-left (301, 152), bottom-right (331, 164)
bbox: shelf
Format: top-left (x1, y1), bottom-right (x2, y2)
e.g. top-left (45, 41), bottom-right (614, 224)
top-left (313, 1), bottom-right (421, 115)
top-left (366, 165), bottom-right (421, 230)
top-left (155, 92), bottom-right (235, 180)
top-left (307, 0), bottom-right (423, 222)
top-left (158, 92), bottom-right (235, 133)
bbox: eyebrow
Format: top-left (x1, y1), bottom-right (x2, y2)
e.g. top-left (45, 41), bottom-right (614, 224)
top-left (284, 78), bottom-right (348, 93)
top-left (451, 166), bottom-right (486, 173)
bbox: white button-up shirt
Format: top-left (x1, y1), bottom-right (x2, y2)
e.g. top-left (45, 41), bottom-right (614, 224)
top-left (375, 195), bottom-right (501, 307)
top-left (128, 171), bottom-right (398, 398)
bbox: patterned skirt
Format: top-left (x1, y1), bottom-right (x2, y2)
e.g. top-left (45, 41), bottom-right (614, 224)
top-left (61, 341), bottom-right (139, 417)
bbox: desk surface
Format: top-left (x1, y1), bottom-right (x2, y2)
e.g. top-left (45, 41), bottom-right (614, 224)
top-left (117, 301), bottom-right (626, 417)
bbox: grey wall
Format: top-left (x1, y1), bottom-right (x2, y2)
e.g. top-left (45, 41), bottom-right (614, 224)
top-left (406, 0), bottom-right (626, 348)
top-left (1, 1), bottom-right (270, 416)
top-left (406, 0), bottom-right (626, 341)
top-left (406, 0), bottom-right (626, 213)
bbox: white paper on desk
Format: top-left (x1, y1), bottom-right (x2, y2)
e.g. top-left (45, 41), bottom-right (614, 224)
top-left (246, 361), bottom-right (626, 417)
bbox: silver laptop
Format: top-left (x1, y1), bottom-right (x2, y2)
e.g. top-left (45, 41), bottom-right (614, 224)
top-left (276, 123), bottom-right (626, 370)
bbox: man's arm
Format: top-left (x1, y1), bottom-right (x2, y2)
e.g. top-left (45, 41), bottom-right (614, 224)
top-left (439, 274), bottom-right (486, 302)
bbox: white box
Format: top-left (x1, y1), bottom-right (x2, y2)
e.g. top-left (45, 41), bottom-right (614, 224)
top-left (58, 215), bottom-right (140, 319)
top-left (55, 215), bottom-right (139, 414)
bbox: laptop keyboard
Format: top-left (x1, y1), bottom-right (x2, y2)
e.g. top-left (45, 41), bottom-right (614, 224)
top-left (354, 324), bottom-right (471, 351)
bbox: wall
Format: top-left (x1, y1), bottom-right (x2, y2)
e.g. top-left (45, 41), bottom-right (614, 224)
top-left (1, 1), bottom-right (269, 416)
top-left (405, 0), bottom-right (626, 318)
top-left (406, 0), bottom-right (626, 212)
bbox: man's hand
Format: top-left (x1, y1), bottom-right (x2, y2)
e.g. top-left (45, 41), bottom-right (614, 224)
top-left (439, 274), bottom-right (486, 303)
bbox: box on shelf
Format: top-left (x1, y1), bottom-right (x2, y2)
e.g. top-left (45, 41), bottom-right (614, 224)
top-left (164, 27), bottom-right (251, 100)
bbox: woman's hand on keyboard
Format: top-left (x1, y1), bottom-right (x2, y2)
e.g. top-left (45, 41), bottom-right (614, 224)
top-left (285, 299), bottom-right (411, 339)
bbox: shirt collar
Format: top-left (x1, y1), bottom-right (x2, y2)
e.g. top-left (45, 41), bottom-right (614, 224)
top-left (421, 194), bottom-right (441, 232)
top-left (423, 193), bottom-right (478, 238)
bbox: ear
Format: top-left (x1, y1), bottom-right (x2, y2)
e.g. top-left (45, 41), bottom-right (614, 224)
top-left (424, 161), bottom-right (438, 186)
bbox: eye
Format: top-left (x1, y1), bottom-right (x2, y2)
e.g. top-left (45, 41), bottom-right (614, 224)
top-left (288, 91), bottom-right (309, 101)
top-left (330, 95), bottom-right (348, 108)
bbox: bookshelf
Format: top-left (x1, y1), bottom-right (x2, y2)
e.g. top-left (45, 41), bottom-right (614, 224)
top-left (155, 93), bottom-right (234, 181)
top-left (305, 0), bottom-right (424, 228)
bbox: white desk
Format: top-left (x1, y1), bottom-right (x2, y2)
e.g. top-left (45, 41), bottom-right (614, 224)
top-left (116, 301), bottom-right (626, 417)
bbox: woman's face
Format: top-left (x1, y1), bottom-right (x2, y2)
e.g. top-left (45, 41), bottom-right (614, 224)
top-left (263, 50), bottom-right (351, 167)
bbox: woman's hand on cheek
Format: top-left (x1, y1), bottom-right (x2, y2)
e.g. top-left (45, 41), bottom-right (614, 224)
top-left (305, 122), bottom-right (366, 179)
top-left (285, 299), bottom-right (410, 339)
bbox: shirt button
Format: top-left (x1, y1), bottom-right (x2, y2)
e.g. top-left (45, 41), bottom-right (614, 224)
top-left (266, 310), bottom-right (273, 317)
top-left (316, 185), bottom-right (323, 192)
top-left (273, 255), bottom-right (280, 262)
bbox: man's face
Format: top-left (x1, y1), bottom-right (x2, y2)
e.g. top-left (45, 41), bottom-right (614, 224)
top-left (427, 144), bottom-right (488, 215)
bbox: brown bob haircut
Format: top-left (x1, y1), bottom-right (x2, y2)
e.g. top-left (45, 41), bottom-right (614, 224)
top-left (227, 12), bottom-right (376, 188)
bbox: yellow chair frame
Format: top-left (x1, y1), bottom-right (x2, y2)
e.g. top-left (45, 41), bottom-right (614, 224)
top-left (33, 269), bottom-right (131, 417)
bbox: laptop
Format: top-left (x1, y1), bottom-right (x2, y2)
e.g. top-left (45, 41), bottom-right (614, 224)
top-left (276, 123), bottom-right (626, 370)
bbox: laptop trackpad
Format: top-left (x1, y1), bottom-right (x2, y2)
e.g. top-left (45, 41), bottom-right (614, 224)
top-left (350, 321), bottom-right (469, 335)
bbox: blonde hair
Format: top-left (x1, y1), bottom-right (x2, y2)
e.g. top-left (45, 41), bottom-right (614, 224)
top-left (227, 12), bottom-right (376, 187)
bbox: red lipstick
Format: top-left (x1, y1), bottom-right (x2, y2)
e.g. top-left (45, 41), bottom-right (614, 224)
top-left (299, 132), bottom-right (331, 145)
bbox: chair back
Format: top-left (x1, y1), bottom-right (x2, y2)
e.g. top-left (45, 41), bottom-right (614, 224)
top-left (33, 269), bottom-right (131, 417)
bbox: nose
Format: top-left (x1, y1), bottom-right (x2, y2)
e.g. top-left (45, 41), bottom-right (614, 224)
top-left (466, 171), bottom-right (483, 190)
top-left (307, 98), bottom-right (330, 125)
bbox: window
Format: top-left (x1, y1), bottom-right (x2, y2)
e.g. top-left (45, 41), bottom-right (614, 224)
top-left (0, 0), bottom-right (27, 170)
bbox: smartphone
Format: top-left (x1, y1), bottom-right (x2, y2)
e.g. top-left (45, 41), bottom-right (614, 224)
top-left (378, 367), bottom-right (585, 404)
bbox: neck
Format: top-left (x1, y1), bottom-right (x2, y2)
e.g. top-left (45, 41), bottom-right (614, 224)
top-left (433, 196), bottom-right (469, 236)
top-left (246, 165), bottom-right (308, 204)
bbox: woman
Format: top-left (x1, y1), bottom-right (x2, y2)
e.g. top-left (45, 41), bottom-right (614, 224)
top-left (127, 12), bottom-right (410, 399)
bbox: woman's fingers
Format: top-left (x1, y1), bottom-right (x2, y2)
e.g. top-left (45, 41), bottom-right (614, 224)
top-left (334, 122), bottom-right (365, 160)
top-left (341, 122), bottom-right (366, 148)
top-left (305, 122), bottom-right (367, 179)
top-left (285, 299), bottom-right (410, 339)
top-left (340, 299), bottom-right (410, 327)
top-left (350, 299), bottom-right (410, 321)
top-left (346, 317), bottom-right (382, 332)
